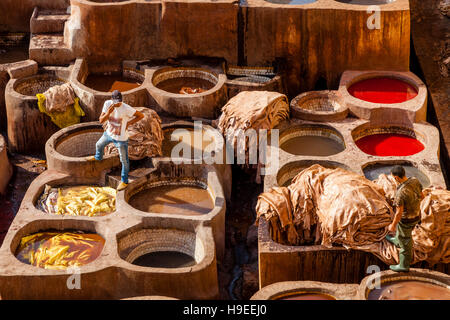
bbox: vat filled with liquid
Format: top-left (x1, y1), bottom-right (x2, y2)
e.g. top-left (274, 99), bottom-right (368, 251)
top-left (348, 77), bottom-right (417, 104)
top-left (368, 280), bottom-right (450, 300)
top-left (279, 126), bottom-right (345, 156)
top-left (128, 182), bottom-right (214, 216)
top-left (156, 77), bottom-right (215, 95)
top-left (15, 231), bottom-right (105, 270)
top-left (363, 163), bottom-right (430, 187)
top-left (162, 126), bottom-right (216, 159)
top-left (83, 73), bottom-right (142, 93)
top-left (355, 133), bottom-right (424, 156)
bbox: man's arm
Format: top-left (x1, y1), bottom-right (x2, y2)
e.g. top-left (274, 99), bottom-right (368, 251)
top-left (126, 110), bottom-right (145, 129)
top-left (388, 205), bottom-right (403, 233)
top-left (99, 102), bottom-right (121, 124)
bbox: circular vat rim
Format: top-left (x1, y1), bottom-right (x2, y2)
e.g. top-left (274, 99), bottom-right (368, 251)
top-left (277, 123), bottom-right (347, 157)
top-left (9, 73), bottom-right (68, 99)
top-left (339, 70), bottom-right (427, 107)
top-left (123, 176), bottom-right (222, 220)
top-left (358, 268), bottom-right (450, 300)
top-left (31, 178), bottom-right (118, 218)
top-left (72, 65), bottom-right (146, 96)
top-left (350, 123), bottom-right (427, 157)
top-left (361, 159), bottom-right (431, 188)
top-left (116, 226), bottom-right (213, 272)
top-left (333, 0), bottom-right (398, 6)
top-left (250, 280), bottom-right (346, 300)
top-left (148, 66), bottom-right (226, 98)
top-left (290, 90), bottom-right (348, 122)
top-left (159, 120), bottom-right (226, 163)
top-left (8, 219), bottom-right (107, 271)
top-left (276, 159), bottom-right (353, 187)
top-left (46, 121), bottom-right (119, 163)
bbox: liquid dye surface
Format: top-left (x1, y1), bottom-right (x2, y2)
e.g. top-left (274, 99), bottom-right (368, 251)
top-left (162, 128), bottom-right (215, 158)
top-left (348, 77), bottom-right (417, 104)
top-left (156, 77), bottom-right (215, 94)
top-left (277, 293), bottom-right (336, 300)
top-left (368, 281), bottom-right (450, 300)
top-left (264, 0), bottom-right (317, 4)
top-left (84, 74), bottom-right (142, 92)
top-left (132, 251), bottom-right (196, 268)
top-left (281, 136), bottom-right (344, 156)
top-left (355, 133), bottom-right (424, 156)
top-left (129, 184), bottom-right (214, 216)
top-left (15, 232), bottom-right (105, 270)
top-left (364, 164), bottom-right (430, 188)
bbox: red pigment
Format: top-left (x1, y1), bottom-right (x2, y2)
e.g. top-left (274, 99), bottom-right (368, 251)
top-left (348, 77), bottom-right (418, 104)
top-left (356, 133), bottom-right (424, 156)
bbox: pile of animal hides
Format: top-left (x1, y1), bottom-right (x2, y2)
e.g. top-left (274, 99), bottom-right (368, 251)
top-left (38, 185), bottom-right (116, 217)
top-left (217, 91), bottom-right (289, 166)
top-left (105, 107), bottom-right (163, 160)
top-left (256, 164), bottom-right (450, 265)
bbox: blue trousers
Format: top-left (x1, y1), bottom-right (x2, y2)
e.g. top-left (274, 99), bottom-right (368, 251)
top-left (95, 132), bottom-right (129, 184)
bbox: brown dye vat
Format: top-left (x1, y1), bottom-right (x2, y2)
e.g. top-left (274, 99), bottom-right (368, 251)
top-left (132, 251), bottom-right (196, 268)
top-left (281, 136), bottom-right (344, 156)
top-left (368, 280), bottom-right (450, 300)
top-left (15, 231), bottom-right (105, 270)
top-left (15, 76), bottom-right (65, 96)
top-left (276, 292), bottom-right (336, 300)
top-left (156, 77), bottom-right (215, 94)
top-left (129, 184), bottom-right (214, 216)
top-left (84, 74), bottom-right (142, 92)
top-left (162, 127), bottom-right (215, 159)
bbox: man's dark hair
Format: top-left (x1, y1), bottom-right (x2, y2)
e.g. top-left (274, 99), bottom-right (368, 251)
top-left (111, 90), bottom-right (122, 101)
top-left (391, 165), bottom-right (406, 178)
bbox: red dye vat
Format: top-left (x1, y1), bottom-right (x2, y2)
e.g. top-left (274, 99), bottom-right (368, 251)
top-left (348, 77), bottom-right (418, 104)
top-left (356, 133), bottom-right (424, 156)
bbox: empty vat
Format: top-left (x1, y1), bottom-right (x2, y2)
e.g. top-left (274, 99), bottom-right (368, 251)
top-left (147, 67), bottom-right (227, 118)
top-left (46, 122), bottom-right (120, 178)
top-left (358, 269), bottom-right (450, 300)
top-left (290, 90), bottom-right (348, 122)
top-left (5, 72), bottom-right (69, 153)
top-left (279, 125), bottom-right (345, 156)
top-left (225, 65), bottom-right (285, 98)
top-left (363, 162), bottom-right (431, 188)
top-left (263, 0), bottom-right (317, 4)
top-left (118, 228), bottom-right (204, 269)
top-left (335, 0), bottom-right (397, 5)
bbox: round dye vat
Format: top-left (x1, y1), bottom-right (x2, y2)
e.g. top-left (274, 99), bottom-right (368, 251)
top-left (131, 251), bottom-right (196, 268)
top-left (355, 133), bottom-right (424, 156)
top-left (276, 292), bottom-right (336, 300)
top-left (162, 127), bottom-right (215, 159)
top-left (15, 231), bottom-right (105, 270)
top-left (14, 75), bottom-right (65, 96)
top-left (280, 136), bottom-right (345, 156)
top-left (55, 128), bottom-right (103, 158)
top-left (364, 164), bottom-right (430, 188)
top-left (264, 0), bottom-right (317, 4)
top-left (156, 77), bottom-right (215, 94)
top-left (129, 183), bottom-right (214, 216)
top-left (368, 280), bottom-right (450, 300)
top-left (348, 77), bottom-right (417, 104)
top-left (84, 74), bottom-right (142, 92)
